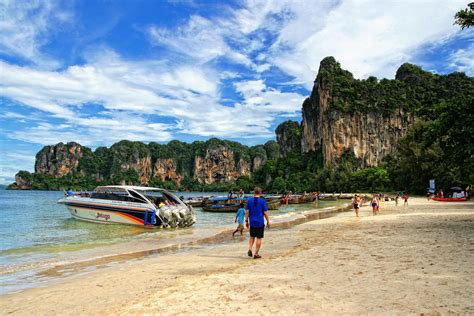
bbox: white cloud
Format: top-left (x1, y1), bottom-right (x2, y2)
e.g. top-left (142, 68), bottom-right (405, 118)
top-left (0, 0), bottom-right (72, 68)
top-left (1, 0), bottom-right (469, 156)
top-left (9, 117), bottom-right (174, 147)
top-left (0, 111), bottom-right (28, 119)
top-left (146, 1), bottom-right (288, 70)
top-left (145, 0), bottom-right (468, 88)
top-left (148, 15), bottom-right (253, 67)
top-left (0, 47), bottom-right (305, 143)
top-left (234, 79), bottom-right (303, 114)
top-left (0, 148), bottom-right (37, 183)
top-left (449, 43), bottom-right (474, 75)
top-left (266, 0), bottom-right (467, 86)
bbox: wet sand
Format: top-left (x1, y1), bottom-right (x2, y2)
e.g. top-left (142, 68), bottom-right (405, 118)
top-left (1, 198), bottom-right (473, 315)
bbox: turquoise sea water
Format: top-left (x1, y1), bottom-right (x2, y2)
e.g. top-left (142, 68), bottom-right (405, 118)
top-left (0, 189), bottom-right (346, 293)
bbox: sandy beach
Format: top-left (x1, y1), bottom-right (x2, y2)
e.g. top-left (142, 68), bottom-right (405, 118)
top-left (1, 197), bottom-right (473, 315)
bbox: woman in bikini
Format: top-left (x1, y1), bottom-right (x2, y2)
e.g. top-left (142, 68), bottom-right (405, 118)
top-left (371, 194), bottom-right (379, 215)
top-left (352, 194), bottom-right (361, 217)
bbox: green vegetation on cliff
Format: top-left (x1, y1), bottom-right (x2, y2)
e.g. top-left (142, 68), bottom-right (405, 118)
top-left (317, 56), bottom-right (473, 117)
top-left (275, 120), bottom-right (301, 156)
top-left (12, 137), bottom-right (274, 191)
top-left (384, 97), bottom-right (474, 193)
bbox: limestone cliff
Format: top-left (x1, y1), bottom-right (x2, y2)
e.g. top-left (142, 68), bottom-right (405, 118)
top-left (276, 120), bottom-right (301, 157)
top-left (27, 138), bottom-right (260, 188)
top-left (193, 146), bottom-right (250, 184)
top-left (301, 57), bottom-right (413, 167)
top-left (14, 172), bottom-right (32, 190)
top-left (35, 142), bottom-right (84, 177)
top-left (153, 158), bottom-right (183, 185)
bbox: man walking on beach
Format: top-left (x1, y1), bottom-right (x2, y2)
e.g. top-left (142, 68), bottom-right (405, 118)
top-left (245, 187), bottom-right (270, 259)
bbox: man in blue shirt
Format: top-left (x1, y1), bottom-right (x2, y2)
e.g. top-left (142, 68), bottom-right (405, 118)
top-left (245, 187), bottom-right (270, 259)
top-left (232, 203), bottom-right (246, 237)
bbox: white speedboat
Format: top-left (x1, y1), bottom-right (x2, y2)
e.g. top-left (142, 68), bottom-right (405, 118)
top-left (58, 186), bottom-right (195, 228)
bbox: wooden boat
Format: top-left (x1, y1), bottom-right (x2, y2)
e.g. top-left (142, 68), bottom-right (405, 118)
top-left (432, 197), bottom-right (468, 202)
top-left (186, 200), bottom-right (204, 207)
top-left (337, 194), bottom-right (354, 200)
top-left (202, 197), bottom-right (247, 212)
top-left (318, 194), bottom-right (337, 201)
top-left (302, 194), bottom-right (319, 203)
top-left (284, 195), bottom-right (302, 204)
top-left (202, 196), bottom-right (281, 212)
top-left (182, 197), bottom-right (209, 207)
top-left (266, 198), bottom-right (281, 210)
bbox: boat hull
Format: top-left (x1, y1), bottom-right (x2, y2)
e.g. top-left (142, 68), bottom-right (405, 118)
top-left (288, 198), bottom-right (301, 204)
top-left (202, 205), bottom-right (240, 212)
top-left (60, 199), bottom-right (160, 227)
top-left (266, 200), bottom-right (281, 210)
top-left (66, 206), bottom-right (159, 226)
top-left (185, 201), bottom-right (204, 207)
top-left (432, 197), bottom-right (468, 202)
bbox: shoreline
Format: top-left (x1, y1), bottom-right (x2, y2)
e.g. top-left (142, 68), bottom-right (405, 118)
top-left (1, 198), bottom-right (473, 314)
top-left (0, 201), bottom-right (349, 295)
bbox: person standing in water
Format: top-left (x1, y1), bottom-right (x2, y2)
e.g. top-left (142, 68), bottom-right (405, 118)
top-left (245, 187), bottom-right (270, 259)
top-left (233, 203), bottom-right (246, 238)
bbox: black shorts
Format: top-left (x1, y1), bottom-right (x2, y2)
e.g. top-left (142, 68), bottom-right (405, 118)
top-left (250, 226), bottom-right (264, 238)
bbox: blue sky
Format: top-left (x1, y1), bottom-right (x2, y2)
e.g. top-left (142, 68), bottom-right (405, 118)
top-left (0, 0), bottom-right (473, 184)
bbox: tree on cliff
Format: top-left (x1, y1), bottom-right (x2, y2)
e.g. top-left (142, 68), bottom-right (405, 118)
top-left (454, 2), bottom-right (474, 29)
top-left (275, 120), bottom-right (301, 157)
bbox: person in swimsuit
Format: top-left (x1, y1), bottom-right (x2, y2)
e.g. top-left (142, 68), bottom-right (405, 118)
top-left (371, 194), bottom-right (379, 215)
top-left (352, 194), bottom-right (360, 217)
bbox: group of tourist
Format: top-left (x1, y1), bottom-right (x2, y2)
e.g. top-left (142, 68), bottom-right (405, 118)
top-left (234, 188), bottom-right (414, 258)
top-left (228, 188), bottom-right (245, 199)
top-left (352, 191), bottom-right (409, 216)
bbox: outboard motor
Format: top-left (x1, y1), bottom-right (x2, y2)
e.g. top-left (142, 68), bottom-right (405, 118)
top-left (185, 205), bottom-right (196, 226)
top-left (159, 206), bottom-right (173, 228)
top-left (170, 207), bottom-right (181, 228)
top-left (178, 208), bottom-right (188, 227)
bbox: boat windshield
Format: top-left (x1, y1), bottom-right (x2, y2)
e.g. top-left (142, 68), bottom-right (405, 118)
top-left (134, 189), bottom-right (181, 207)
top-left (90, 187), bottom-right (147, 204)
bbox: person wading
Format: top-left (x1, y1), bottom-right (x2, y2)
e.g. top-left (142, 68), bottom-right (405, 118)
top-left (245, 187), bottom-right (270, 259)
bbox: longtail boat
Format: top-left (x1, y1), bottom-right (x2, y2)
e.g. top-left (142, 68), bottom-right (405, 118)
top-left (201, 197), bottom-right (247, 212)
top-left (266, 198), bottom-right (281, 210)
top-left (432, 197), bottom-right (467, 202)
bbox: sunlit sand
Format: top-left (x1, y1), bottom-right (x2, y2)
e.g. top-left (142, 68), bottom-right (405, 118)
top-left (1, 197), bottom-right (473, 314)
